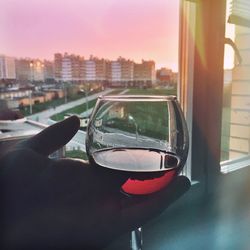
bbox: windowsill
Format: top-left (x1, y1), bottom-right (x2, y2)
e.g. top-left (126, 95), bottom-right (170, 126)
top-left (220, 155), bottom-right (250, 174)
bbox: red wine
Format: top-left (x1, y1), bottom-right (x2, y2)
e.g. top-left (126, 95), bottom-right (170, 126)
top-left (90, 148), bottom-right (180, 195)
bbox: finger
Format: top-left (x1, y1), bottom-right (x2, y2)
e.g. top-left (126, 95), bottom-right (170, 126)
top-left (120, 176), bottom-right (191, 231)
top-left (20, 116), bottom-right (80, 156)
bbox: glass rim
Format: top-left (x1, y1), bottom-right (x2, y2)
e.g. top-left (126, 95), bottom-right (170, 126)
top-left (98, 95), bottom-right (177, 101)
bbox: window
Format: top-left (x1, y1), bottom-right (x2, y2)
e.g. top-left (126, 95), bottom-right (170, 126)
top-left (0, 0), bottom-right (180, 161)
top-left (221, 0), bottom-right (250, 173)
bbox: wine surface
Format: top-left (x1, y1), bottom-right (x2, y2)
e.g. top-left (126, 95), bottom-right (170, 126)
top-left (91, 147), bottom-right (179, 172)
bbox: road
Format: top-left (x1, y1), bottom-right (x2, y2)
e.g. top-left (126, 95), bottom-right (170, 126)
top-left (67, 89), bottom-right (129, 151)
top-left (27, 88), bottom-right (114, 124)
top-left (66, 89), bottom-right (129, 151)
top-left (27, 89), bottom-right (128, 152)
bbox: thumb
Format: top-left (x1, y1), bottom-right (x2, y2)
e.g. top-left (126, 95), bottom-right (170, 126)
top-left (19, 116), bottom-right (80, 156)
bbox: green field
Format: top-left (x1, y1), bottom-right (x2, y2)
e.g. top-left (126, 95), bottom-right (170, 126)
top-left (51, 98), bottom-right (97, 121)
top-left (126, 87), bottom-right (177, 96)
top-left (51, 87), bottom-right (177, 122)
top-left (65, 150), bottom-right (88, 160)
top-left (20, 92), bottom-right (87, 117)
top-left (97, 101), bottom-right (169, 140)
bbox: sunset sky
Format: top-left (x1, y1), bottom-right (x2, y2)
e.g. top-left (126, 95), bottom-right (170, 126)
top-left (0, 0), bottom-right (179, 71)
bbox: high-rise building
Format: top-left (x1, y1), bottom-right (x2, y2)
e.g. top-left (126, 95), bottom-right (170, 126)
top-left (44, 60), bottom-right (54, 82)
top-left (54, 53), bottom-right (84, 83)
top-left (30, 59), bottom-right (45, 82)
top-left (110, 57), bottom-right (134, 86)
top-left (105, 60), bottom-right (112, 83)
top-left (111, 61), bottom-right (122, 84)
top-left (61, 55), bottom-right (72, 82)
top-left (95, 58), bottom-right (106, 82)
top-left (15, 58), bottom-right (31, 82)
top-left (119, 57), bottom-right (134, 83)
top-left (54, 53), bottom-right (63, 82)
top-left (71, 55), bottom-right (84, 82)
top-left (16, 58), bottom-right (45, 82)
top-left (85, 59), bottom-right (96, 82)
top-left (0, 55), bottom-right (16, 80)
top-left (134, 60), bottom-right (156, 86)
top-left (53, 53), bottom-right (156, 87)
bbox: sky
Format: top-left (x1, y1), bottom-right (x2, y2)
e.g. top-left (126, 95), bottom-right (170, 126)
top-left (0, 0), bottom-right (180, 71)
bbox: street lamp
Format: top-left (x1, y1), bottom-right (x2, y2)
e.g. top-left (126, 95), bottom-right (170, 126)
top-left (29, 90), bottom-right (32, 115)
top-left (128, 114), bottom-right (138, 140)
top-left (80, 88), bottom-right (89, 114)
top-left (63, 82), bottom-right (68, 104)
top-left (29, 61), bottom-right (34, 114)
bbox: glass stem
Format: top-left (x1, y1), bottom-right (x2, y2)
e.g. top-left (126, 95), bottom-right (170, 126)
top-left (130, 227), bottom-right (143, 250)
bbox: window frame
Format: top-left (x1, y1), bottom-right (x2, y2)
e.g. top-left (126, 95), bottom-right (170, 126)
top-left (179, 0), bottom-right (227, 190)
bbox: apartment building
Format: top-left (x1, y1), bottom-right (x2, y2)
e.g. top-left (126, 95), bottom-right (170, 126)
top-left (53, 53), bottom-right (157, 87)
top-left (71, 55), bottom-right (84, 82)
top-left (120, 57), bottom-right (134, 83)
top-left (85, 59), bottom-right (96, 82)
top-left (54, 53), bottom-right (63, 82)
top-left (110, 57), bottom-right (134, 86)
top-left (30, 60), bottom-right (45, 82)
top-left (95, 58), bottom-right (106, 82)
top-left (15, 58), bottom-right (31, 82)
top-left (134, 60), bottom-right (156, 86)
top-left (156, 67), bottom-right (177, 86)
top-left (111, 61), bottom-right (122, 85)
top-left (15, 58), bottom-right (47, 82)
top-left (44, 60), bottom-right (54, 82)
top-left (61, 55), bottom-right (72, 82)
top-left (54, 53), bottom-right (85, 83)
top-left (0, 55), bottom-right (16, 80)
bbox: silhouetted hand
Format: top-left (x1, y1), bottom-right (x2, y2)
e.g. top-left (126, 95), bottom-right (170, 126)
top-left (0, 116), bottom-right (190, 249)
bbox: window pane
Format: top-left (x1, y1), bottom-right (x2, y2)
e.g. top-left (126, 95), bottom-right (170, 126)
top-left (0, 0), bottom-right (180, 161)
top-left (221, 0), bottom-right (250, 172)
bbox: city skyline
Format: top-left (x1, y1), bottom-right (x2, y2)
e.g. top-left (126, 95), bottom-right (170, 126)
top-left (1, 52), bottom-right (177, 71)
top-left (1, 53), bottom-right (178, 87)
top-left (0, 0), bottom-right (179, 71)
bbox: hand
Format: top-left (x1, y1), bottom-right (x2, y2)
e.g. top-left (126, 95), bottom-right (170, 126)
top-left (0, 116), bottom-right (190, 249)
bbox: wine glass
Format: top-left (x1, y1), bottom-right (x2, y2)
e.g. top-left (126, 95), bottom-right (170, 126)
top-left (85, 95), bottom-right (189, 249)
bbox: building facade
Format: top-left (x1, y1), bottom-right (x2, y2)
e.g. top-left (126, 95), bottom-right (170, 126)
top-left (85, 59), bottom-right (96, 82)
top-left (44, 60), bottom-right (54, 82)
top-left (95, 58), bottom-right (106, 82)
top-left (54, 53), bottom-right (63, 82)
top-left (15, 58), bottom-right (48, 83)
top-left (15, 58), bottom-right (31, 82)
top-left (30, 60), bottom-right (45, 82)
top-left (134, 60), bottom-right (156, 87)
top-left (61, 55), bottom-right (72, 82)
top-left (53, 52), bottom-right (156, 87)
top-left (0, 55), bottom-right (16, 80)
